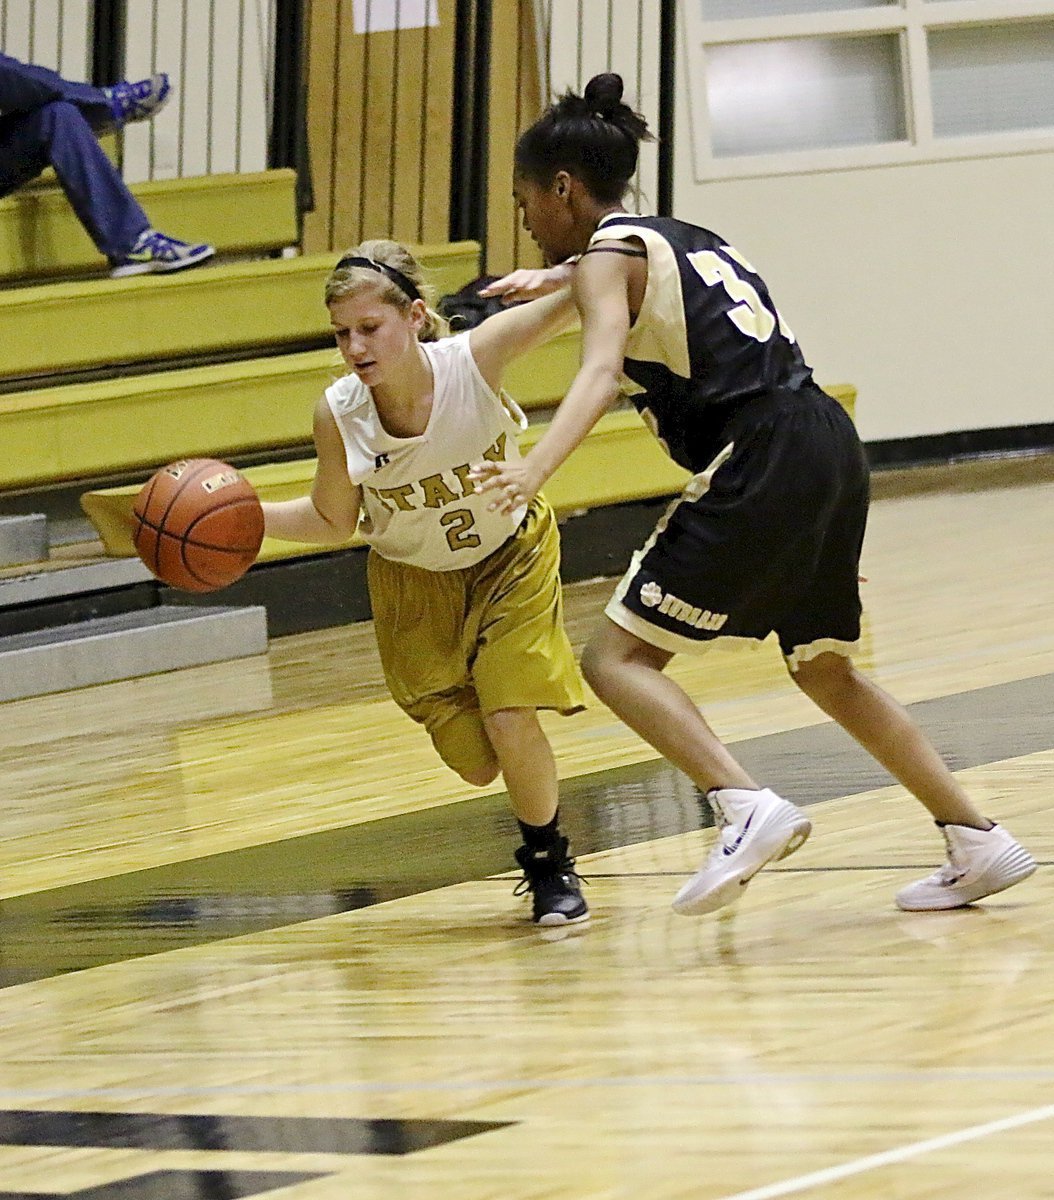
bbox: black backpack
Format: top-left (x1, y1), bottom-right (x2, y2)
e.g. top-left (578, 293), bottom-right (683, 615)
top-left (437, 276), bottom-right (518, 330)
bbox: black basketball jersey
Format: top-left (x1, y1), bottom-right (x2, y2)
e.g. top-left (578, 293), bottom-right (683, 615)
top-left (588, 214), bottom-right (815, 472)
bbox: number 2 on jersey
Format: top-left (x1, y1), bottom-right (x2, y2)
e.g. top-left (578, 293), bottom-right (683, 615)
top-left (687, 247), bottom-right (793, 345)
top-left (440, 508), bottom-right (482, 552)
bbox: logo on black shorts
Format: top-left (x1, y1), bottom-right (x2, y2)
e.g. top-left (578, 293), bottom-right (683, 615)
top-left (639, 582), bottom-right (727, 632)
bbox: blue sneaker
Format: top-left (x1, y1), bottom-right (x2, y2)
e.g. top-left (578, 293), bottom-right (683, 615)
top-left (103, 73), bottom-right (171, 126)
top-left (110, 229), bottom-right (215, 278)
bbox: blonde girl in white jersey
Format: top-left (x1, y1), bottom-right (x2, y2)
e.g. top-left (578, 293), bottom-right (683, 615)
top-left (262, 241), bottom-right (589, 926)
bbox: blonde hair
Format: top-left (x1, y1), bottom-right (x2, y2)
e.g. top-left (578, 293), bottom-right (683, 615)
top-left (324, 239), bottom-right (449, 342)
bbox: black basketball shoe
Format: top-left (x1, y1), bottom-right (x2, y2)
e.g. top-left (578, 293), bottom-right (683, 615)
top-left (513, 836), bottom-right (589, 926)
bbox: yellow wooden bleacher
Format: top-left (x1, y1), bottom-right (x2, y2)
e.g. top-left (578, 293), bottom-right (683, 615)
top-left (0, 287), bottom-right (855, 497)
top-left (0, 318), bottom-right (578, 492)
top-left (80, 384), bottom-right (857, 562)
top-left (0, 169), bottom-right (299, 282)
top-left (0, 240), bottom-right (483, 492)
top-left (0, 240), bottom-right (480, 382)
top-left (0, 177), bottom-right (857, 576)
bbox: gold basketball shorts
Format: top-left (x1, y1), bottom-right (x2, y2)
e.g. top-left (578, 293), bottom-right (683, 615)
top-left (367, 494), bottom-right (586, 780)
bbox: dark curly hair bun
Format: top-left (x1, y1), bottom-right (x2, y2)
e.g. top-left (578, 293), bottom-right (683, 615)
top-left (515, 70), bottom-right (653, 204)
top-left (584, 72), bottom-right (624, 118)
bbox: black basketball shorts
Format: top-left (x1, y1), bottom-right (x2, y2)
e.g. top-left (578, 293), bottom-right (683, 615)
top-left (606, 386), bottom-right (870, 669)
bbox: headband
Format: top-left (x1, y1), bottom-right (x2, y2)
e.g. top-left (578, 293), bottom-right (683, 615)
top-left (334, 255), bottom-right (423, 302)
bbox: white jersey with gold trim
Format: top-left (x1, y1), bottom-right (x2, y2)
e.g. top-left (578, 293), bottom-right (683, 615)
top-left (325, 332), bottom-right (528, 571)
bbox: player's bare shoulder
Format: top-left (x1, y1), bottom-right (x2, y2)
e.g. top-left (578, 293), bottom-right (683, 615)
top-left (577, 236), bottom-right (647, 320)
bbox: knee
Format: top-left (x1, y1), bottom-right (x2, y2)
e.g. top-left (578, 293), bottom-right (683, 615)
top-left (32, 99), bottom-right (87, 135)
top-left (791, 651), bottom-right (856, 703)
top-left (431, 711), bottom-right (500, 786)
top-left (482, 707), bottom-right (539, 749)
top-left (580, 639), bottom-right (615, 697)
top-left (458, 760), bottom-right (501, 788)
top-left (582, 634), bottom-right (648, 701)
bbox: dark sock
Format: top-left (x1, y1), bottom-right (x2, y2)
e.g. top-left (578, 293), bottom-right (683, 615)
top-left (518, 812), bottom-right (561, 852)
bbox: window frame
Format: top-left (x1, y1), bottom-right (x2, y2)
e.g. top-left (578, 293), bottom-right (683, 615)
top-left (683, 0), bottom-right (1054, 180)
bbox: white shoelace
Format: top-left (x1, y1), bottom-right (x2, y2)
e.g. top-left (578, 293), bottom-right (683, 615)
top-left (930, 828), bottom-right (967, 885)
top-left (707, 798), bottom-right (749, 862)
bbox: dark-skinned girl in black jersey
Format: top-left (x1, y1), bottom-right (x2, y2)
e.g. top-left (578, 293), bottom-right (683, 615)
top-left (470, 72), bottom-right (1035, 916)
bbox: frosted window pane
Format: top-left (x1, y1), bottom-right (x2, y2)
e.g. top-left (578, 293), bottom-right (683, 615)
top-left (702, 0), bottom-right (893, 17)
top-left (930, 22), bottom-right (1054, 137)
top-left (706, 36), bottom-right (907, 157)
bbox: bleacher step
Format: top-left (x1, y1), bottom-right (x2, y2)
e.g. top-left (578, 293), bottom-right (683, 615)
top-left (0, 556), bottom-right (152, 608)
top-left (0, 513), bottom-right (47, 566)
top-left (0, 605), bottom-right (268, 703)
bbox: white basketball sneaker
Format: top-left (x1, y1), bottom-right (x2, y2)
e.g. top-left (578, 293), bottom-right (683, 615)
top-left (895, 822), bottom-right (1036, 911)
top-left (672, 787), bottom-right (812, 916)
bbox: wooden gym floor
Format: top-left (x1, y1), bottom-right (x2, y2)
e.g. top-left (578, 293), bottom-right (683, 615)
top-left (0, 453), bottom-right (1051, 1199)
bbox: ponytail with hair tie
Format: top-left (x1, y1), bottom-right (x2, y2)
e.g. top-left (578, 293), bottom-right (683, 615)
top-left (515, 72), bottom-right (654, 204)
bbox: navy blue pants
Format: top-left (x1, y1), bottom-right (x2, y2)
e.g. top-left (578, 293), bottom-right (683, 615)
top-left (0, 53), bottom-right (148, 259)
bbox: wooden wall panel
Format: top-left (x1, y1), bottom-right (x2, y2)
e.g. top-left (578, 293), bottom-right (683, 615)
top-left (302, 0), bottom-right (342, 254)
top-left (485, 0), bottom-right (544, 275)
top-left (331, 0), bottom-right (371, 251)
top-left (303, 0), bottom-right (456, 256)
top-left (418, 8), bottom-right (458, 243)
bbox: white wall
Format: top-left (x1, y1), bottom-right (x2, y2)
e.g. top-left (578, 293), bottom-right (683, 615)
top-left (0, 0), bottom-right (273, 183)
top-left (0, 0), bottom-right (91, 79)
top-left (123, 0), bottom-right (274, 182)
top-left (545, 0), bottom-right (1054, 443)
top-left (676, 149), bottom-right (1054, 443)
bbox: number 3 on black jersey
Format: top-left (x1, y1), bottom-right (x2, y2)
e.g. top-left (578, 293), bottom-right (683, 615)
top-left (687, 248), bottom-right (795, 346)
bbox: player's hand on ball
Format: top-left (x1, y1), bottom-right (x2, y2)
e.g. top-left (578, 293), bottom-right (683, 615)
top-left (469, 458), bottom-right (543, 514)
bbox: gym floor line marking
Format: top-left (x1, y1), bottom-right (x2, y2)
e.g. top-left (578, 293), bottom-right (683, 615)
top-left (1, 1069), bottom-right (1052, 1103)
top-left (3, 670), bottom-right (1049, 991)
top-left (482, 864), bottom-right (1051, 883)
top-left (486, 863), bottom-right (1053, 878)
top-left (714, 1103), bottom-right (1054, 1200)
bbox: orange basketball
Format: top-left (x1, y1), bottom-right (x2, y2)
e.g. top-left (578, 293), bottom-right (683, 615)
top-left (132, 458), bottom-right (264, 593)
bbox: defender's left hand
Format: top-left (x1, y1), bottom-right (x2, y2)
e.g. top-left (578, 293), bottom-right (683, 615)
top-left (469, 458), bottom-right (544, 514)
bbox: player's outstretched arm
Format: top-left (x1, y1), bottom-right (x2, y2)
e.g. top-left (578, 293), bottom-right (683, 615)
top-left (262, 397), bottom-right (361, 543)
top-left (468, 284), bottom-right (578, 391)
top-left (477, 260), bottom-right (577, 304)
top-left (470, 252), bottom-right (631, 513)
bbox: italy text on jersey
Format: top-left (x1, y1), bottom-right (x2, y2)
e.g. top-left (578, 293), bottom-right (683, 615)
top-left (365, 433), bottom-right (508, 514)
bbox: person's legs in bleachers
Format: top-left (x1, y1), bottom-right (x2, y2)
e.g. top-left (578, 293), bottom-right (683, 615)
top-left (0, 101), bottom-right (213, 275)
top-left (0, 101), bottom-right (148, 257)
top-left (0, 51), bottom-right (168, 133)
top-left (0, 52), bottom-right (112, 130)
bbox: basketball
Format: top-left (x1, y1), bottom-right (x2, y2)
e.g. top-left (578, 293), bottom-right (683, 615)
top-left (132, 458), bottom-right (265, 593)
